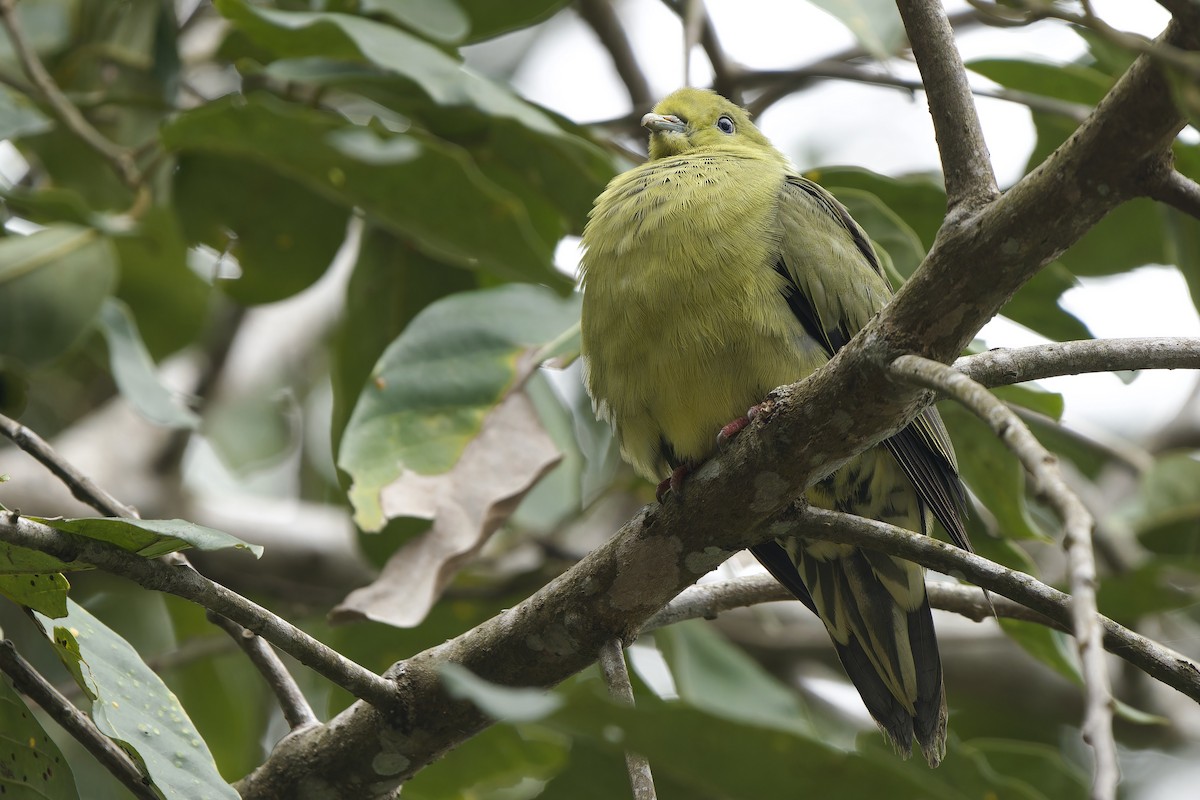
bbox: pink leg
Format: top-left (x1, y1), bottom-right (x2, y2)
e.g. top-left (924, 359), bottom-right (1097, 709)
top-left (717, 403), bottom-right (764, 449)
top-left (655, 464), bottom-right (691, 502)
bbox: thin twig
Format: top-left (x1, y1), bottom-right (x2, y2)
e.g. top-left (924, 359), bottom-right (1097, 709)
top-left (0, 640), bottom-right (159, 800)
top-left (0, 513), bottom-right (399, 713)
top-left (890, 354), bottom-right (1117, 800)
top-left (0, 0), bottom-right (142, 190)
top-left (955, 337), bottom-right (1200, 386)
top-left (207, 612), bottom-right (319, 730)
top-left (0, 413), bottom-right (139, 518)
top-left (577, 0), bottom-right (653, 109)
top-left (644, 574), bottom-right (1054, 632)
top-left (660, 0), bottom-right (739, 101)
top-left (1145, 170), bottom-right (1200, 220)
top-left (598, 639), bottom-right (656, 800)
top-left (1009, 404), bottom-right (1154, 475)
top-left (895, 0), bottom-right (998, 212)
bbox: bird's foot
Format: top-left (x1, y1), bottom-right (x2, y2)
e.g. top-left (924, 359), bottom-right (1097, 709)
top-left (655, 464), bottom-right (692, 503)
top-left (716, 404), bottom-right (764, 450)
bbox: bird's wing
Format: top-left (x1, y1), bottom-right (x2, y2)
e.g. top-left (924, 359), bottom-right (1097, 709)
top-left (774, 175), bottom-right (971, 552)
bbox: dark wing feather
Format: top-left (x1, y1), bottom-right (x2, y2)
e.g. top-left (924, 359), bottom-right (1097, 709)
top-left (775, 175), bottom-right (970, 551)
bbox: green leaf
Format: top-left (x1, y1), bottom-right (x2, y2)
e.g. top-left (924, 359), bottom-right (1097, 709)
top-left (655, 621), bottom-right (814, 736)
top-left (34, 600), bottom-right (238, 800)
top-left (966, 59), bottom-right (1111, 105)
top-left (997, 619), bottom-right (1080, 686)
top-left (0, 226), bottom-right (117, 369)
top-left (0, 84), bottom-right (52, 140)
top-left (96, 298), bottom-right (200, 429)
top-left (330, 226), bottom-right (477, 457)
top-left (0, 540), bottom-right (83, 575)
top-left (1121, 453), bottom-right (1200, 555)
top-left (455, 0), bottom-right (569, 42)
top-left (161, 95), bottom-right (563, 287)
top-left (998, 263), bottom-right (1092, 342)
top-left (441, 663), bottom-right (564, 721)
top-left (217, 0), bottom-right (567, 137)
top-left (403, 724), bottom-right (565, 799)
top-left (0, 572), bottom-right (69, 617)
top-left (0, 0), bottom-right (72, 61)
top-left (993, 384), bottom-right (1063, 421)
top-left (360, 0), bottom-right (469, 43)
top-left (808, 0), bottom-right (905, 63)
top-left (27, 517), bottom-right (263, 559)
top-left (110, 207), bottom-right (211, 360)
top-left (0, 672), bottom-right (79, 799)
top-left (1096, 561), bottom-right (1195, 624)
top-left (811, 167), bottom-right (945, 250)
top-left (173, 153), bottom-right (348, 304)
top-left (338, 284), bottom-right (579, 530)
top-left (831, 187), bottom-right (925, 282)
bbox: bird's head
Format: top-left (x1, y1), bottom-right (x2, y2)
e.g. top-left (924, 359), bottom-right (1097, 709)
top-left (642, 88), bottom-right (774, 160)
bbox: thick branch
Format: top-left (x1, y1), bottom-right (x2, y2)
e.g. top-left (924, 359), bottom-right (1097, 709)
top-left (1146, 170), bottom-right (1200, 220)
top-left (955, 338), bottom-right (1200, 385)
top-left (895, 0), bottom-right (998, 210)
top-left (891, 355), bottom-right (1116, 799)
top-left (0, 514), bottom-right (398, 712)
top-left (0, 640), bottom-right (158, 800)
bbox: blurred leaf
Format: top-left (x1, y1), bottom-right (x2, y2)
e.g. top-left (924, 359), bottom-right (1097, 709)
top-left (538, 741), bottom-right (662, 800)
top-left (455, 0), bottom-right (568, 42)
top-left (832, 187), bottom-right (925, 281)
top-left (811, 167), bottom-right (945, 249)
top-left (441, 663), bottom-right (564, 721)
top-left (173, 154), bottom-right (348, 305)
top-left (34, 600), bottom-right (238, 800)
top-left (360, 0), bottom-right (469, 43)
top-left (0, 572), bottom-right (69, 617)
top-left (110, 207), bottom-right (210, 359)
top-left (1058, 199), bottom-right (1174, 278)
top-left (966, 59), bottom-right (1110, 105)
top-left (997, 619), bottom-right (1079, 686)
top-left (161, 95), bottom-right (564, 287)
top-left (0, 226), bottom-right (117, 369)
top-left (0, 85), bottom-right (52, 139)
top-left (204, 393), bottom-right (293, 474)
top-left (338, 284), bottom-right (579, 531)
top-left (939, 401), bottom-right (1048, 541)
top-left (332, 390), bottom-right (560, 625)
top-left (1123, 453), bottom-right (1200, 556)
top-left (0, 0), bottom-right (73, 61)
top-left (330, 226), bottom-right (477, 456)
top-left (809, 0), bottom-right (905, 63)
top-left (998, 263), bottom-right (1092, 342)
top-left (96, 298), bottom-right (199, 429)
top-left (655, 620), bottom-right (814, 735)
top-left (1097, 561), bottom-right (1195, 624)
top-left (17, 127), bottom-right (134, 211)
top-left (218, 0), bottom-right (568, 137)
top-left (0, 672), bottom-right (79, 799)
top-left (28, 517), bottom-right (263, 559)
top-left (404, 724), bottom-right (565, 799)
top-left (994, 384), bottom-right (1063, 421)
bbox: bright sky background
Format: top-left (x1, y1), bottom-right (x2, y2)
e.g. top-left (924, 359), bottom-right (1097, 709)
top-left (474, 0), bottom-right (1199, 443)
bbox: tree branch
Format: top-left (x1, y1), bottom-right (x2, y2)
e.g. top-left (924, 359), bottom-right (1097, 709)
top-left (0, 413), bottom-right (139, 519)
top-left (0, 513), bottom-right (398, 713)
top-left (206, 611), bottom-right (319, 730)
top-left (1145, 170), bottom-right (1200, 221)
top-left (0, 640), bottom-right (158, 800)
top-left (0, 0), bottom-right (143, 190)
top-left (895, 0), bottom-right (998, 211)
top-left (890, 355), bottom-right (1116, 800)
top-left (955, 337), bottom-right (1200, 386)
top-left (599, 639), bottom-right (657, 800)
top-left (576, 0), bottom-right (653, 109)
top-left (644, 573), bottom-right (1057, 632)
top-left (234, 13), bottom-right (1200, 791)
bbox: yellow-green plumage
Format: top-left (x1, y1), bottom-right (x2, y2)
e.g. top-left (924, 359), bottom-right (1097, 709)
top-left (580, 88), bottom-right (970, 767)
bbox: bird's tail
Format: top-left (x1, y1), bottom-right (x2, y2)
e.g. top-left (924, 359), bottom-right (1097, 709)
top-left (751, 540), bottom-right (947, 766)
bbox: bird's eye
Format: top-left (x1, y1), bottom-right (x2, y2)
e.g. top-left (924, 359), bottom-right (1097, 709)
top-left (716, 116), bottom-right (735, 134)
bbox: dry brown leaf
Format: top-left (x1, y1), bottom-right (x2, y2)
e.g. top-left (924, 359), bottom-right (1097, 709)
top-left (331, 389), bottom-right (561, 627)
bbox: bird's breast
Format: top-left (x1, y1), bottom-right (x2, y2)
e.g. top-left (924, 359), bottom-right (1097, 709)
top-left (580, 155), bottom-right (826, 477)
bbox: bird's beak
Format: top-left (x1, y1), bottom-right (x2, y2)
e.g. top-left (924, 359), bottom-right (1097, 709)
top-left (641, 113), bottom-right (686, 134)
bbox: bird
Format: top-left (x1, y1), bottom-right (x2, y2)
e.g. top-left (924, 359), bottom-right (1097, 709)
top-left (578, 87), bottom-right (971, 767)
